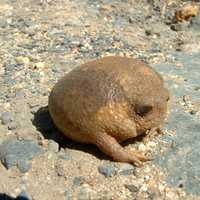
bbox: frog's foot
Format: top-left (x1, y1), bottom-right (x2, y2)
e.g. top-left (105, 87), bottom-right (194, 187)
top-left (95, 132), bottom-right (151, 167)
top-left (128, 150), bottom-right (152, 166)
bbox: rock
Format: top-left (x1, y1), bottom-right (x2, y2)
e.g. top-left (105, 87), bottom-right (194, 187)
top-left (125, 184), bottom-right (139, 193)
top-left (48, 140), bottom-right (59, 153)
top-left (15, 90), bottom-right (25, 98)
top-left (16, 191), bottom-right (31, 200)
top-left (138, 143), bottom-right (146, 151)
top-left (34, 62), bottom-right (46, 70)
top-left (55, 163), bottom-right (66, 177)
top-left (170, 21), bottom-right (190, 32)
top-left (1, 112), bottom-right (13, 125)
top-left (15, 56), bottom-right (30, 65)
top-left (8, 121), bottom-right (18, 130)
top-left (117, 163), bottom-right (135, 176)
top-left (190, 12), bottom-right (200, 31)
top-left (189, 110), bottom-right (197, 115)
top-left (0, 19), bottom-right (7, 28)
top-left (4, 64), bottom-right (18, 72)
top-left (77, 186), bottom-right (96, 200)
top-left (58, 151), bottom-right (72, 160)
top-left (144, 175), bottom-right (150, 181)
top-left (98, 163), bottom-right (117, 177)
top-left (73, 176), bottom-right (86, 187)
top-left (17, 160), bottom-right (32, 173)
top-left (0, 139), bottom-right (43, 172)
top-left (65, 188), bottom-right (73, 200)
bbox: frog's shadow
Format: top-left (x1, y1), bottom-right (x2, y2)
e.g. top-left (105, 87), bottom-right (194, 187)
top-left (32, 106), bottom-right (144, 160)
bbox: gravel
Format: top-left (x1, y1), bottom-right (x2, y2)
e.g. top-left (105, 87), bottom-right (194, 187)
top-left (0, 0), bottom-right (200, 199)
top-left (98, 163), bottom-right (117, 177)
top-left (0, 139), bottom-right (43, 172)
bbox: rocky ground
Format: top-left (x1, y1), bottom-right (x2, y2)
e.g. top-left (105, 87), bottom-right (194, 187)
top-left (0, 0), bottom-right (200, 199)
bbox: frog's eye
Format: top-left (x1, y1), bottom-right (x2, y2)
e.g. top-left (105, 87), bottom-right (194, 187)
top-left (135, 104), bottom-right (153, 117)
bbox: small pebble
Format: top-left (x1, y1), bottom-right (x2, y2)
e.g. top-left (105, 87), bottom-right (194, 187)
top-left (0, 20), bottom-right (7, 28)
top-left (190, 110), bottom-right (197, 115)
top-left (55, 164), bottom-right (65, 177)
top-left (8, 121), bottom-right (18, 130)
top-left (125, 184), bottom-right (139, 193)
top-left (34, 62), bottom-right (46, 70)
top-left (98, 163), bottom-right (117, 177)
top-left (48, 140), bottom-right (59, 153)
top-left (65, 188), bottom-right (73, 200)
top-left (118, 163), bottom-right (135, 175)
top-left (77, 186), bottom-right (96, 200)
top-left (17, 160), bottom-right (32, 173)
top-left (15, 90), bottom-right (25, 98)
top-left (15, 56), bottom-right (30, 65)
top-left (58, 151), bottom-right (72, 160)
top-left (73, 176), bottom-right (86, 187)
top-left (1, 112), bottom-right (13, 125)
top-left (16, 190), bottom-right (31, 200)
top-left (138, 143), bottom-right (146, 151)
top-left (140, 185), bottom-right (148, 192)
top-left (144, 175), bottom-right (150, 181)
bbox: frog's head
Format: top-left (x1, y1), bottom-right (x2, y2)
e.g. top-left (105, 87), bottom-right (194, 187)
top-left (134, 86), bottom-right (170, 134)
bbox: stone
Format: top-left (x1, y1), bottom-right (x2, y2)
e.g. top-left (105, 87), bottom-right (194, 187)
top-left (73, 176), bottom-right (86, 187)
top-left (34, 62), bottom-right (46, 70)
top-left (17, 160), bottom-right (32, 173)
top-left (117, 163), bottom-right (135, 176)
top-left (125, 184), bottom-right (139, 193)
top-left (1, 112), bottom-right (13, 125)
top-left (15, 90), bottom-right (25, 98)
top-left (8, 121), bottom-right (18, 130)
top-left (17, 191), bottom-right (31, 200)
top-left (0, 19), bottom-right (7, 28)
top-left (15, 56), bottom-right (30, 65)
top-left (48, 140), bottom-right (59, 153)
top-left (65, 188), bottom-right (73, 200)
top-left (77, 186), bottom-right (96, 200)
top-left (190, 13), bottom-right (200, 31)
top-left (58, 151), bottom-right (72, 160)
top-left (0, 139), bottom-right (43, 172)
top-left (98, 163), bottom-right (117, 177)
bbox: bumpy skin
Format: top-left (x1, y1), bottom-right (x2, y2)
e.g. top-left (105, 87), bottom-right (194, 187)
top-left (49, 56), bottom-right (170, 166)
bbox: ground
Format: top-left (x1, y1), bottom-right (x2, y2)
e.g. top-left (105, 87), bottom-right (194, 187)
top-left (0, 0), bottom-right (200, 199)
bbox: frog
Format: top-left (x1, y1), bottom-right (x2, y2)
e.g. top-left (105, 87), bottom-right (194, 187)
top-left (48, 56), bottom-right (170, 166)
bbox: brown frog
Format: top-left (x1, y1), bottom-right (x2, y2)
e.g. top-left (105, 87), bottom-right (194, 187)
top-left (48, 56), bottom-right (170, 166)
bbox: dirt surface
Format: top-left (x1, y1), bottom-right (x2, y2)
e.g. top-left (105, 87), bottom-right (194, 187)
top-left (0, 0), bottom-right (200, 199)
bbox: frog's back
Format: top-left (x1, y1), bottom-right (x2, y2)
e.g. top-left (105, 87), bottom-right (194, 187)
top-left (49, 56), bottom-right (166, 142)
